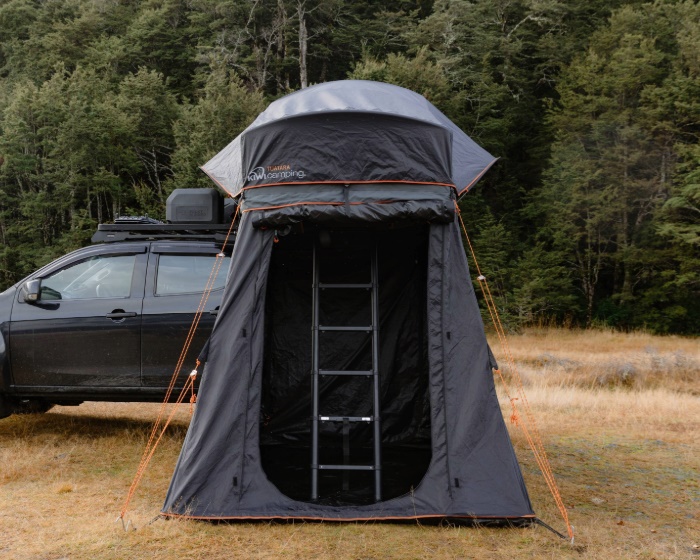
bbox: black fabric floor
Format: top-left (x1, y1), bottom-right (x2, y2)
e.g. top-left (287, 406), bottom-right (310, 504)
top-left (261, 443), bottom-right (432, 505)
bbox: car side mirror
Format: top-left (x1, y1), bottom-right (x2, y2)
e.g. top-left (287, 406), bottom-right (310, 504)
top-left (21, 279), bottom-right (41, 303)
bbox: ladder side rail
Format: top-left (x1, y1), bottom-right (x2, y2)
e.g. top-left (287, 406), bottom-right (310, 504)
top-left (371, 244), bottom-right (382, 501)
top-left (311, 243), bottom-right (321, 500)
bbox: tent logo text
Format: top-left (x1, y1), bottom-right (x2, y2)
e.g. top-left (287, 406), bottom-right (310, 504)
top-left (247, 164), bottom-right (306, 182)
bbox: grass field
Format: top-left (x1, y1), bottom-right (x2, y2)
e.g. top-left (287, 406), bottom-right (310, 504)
top-left (1, 329), bottom-right (698, 559)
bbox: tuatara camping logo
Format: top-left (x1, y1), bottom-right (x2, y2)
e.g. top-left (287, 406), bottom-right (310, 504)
top-left (247, 163), bottom-right (306, 183)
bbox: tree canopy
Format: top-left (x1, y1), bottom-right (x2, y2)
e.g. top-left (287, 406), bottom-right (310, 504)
top-left (0, 0), bottom-right (697, 333)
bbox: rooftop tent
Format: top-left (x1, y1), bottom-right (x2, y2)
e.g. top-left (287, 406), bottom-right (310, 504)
top-left (162, 80), bottom-right (534, 522)
top-left (201, 79), bottom-right (496, 198)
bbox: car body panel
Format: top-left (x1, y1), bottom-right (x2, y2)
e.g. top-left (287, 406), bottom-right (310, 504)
top-left (9, 248), bottom-right (148, 388)
top-left (141, 242), bottom-right (228, 387)
top-left (0, 239), bottom-right (227, 406)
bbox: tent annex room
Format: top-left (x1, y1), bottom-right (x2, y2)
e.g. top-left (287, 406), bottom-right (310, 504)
top-left (162, 80), bottom-right (534, 522)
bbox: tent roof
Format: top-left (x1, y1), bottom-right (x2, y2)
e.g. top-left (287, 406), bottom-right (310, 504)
top-left (250, 80), bottom-right (460, 128)
top-left (202, 80), bottom-right (496, 198)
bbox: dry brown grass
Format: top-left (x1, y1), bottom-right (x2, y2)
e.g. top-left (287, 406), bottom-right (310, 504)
top-left (1, 328), bottom-right (698, 559)
top-left (493, 327), bottom-right (700, 393)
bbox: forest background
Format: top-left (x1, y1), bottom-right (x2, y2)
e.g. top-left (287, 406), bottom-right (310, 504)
top-left (0, 0), bottom-right (697, 334)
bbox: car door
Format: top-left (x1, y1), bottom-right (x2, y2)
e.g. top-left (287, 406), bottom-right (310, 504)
top-left (141, 243), bottom-right (229, 387)
top-left (9, 245), bottom-right (148, 389)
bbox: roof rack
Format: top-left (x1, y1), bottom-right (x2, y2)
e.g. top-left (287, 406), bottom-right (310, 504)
top-left (113, 215), bottom-right (164, 225)
top-left (92, 223), bottom-right (234, 244)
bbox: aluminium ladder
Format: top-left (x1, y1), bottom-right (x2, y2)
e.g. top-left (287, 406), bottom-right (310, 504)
top-left (310, 239), bottom-right (381, 502)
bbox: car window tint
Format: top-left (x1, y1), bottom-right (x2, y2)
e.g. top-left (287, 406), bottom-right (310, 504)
top-left (42, 254), bottom-right (136, 299)
top-left (156, 255), bottom-right (230, 295)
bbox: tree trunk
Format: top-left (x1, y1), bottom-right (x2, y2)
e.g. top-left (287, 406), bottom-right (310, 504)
top-left (298, 2), bottom-right (308, 89)
top-left (276, 0), bottom-right (288, 90)
top-left (619, 157), bottom-right (633, 305)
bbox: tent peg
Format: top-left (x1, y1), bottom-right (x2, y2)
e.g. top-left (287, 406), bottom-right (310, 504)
top-left (115, 515), bottom-right (135, 531)
top-left (533, 517), bottom-right (570, 541)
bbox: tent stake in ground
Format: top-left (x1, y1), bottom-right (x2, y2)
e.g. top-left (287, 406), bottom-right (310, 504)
top-left (146, 80), bottom-right (571, 534)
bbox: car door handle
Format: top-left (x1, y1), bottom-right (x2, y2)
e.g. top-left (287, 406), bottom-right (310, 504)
top-left (209, 306), bottom-right (220, 316)
top-left (106, 310), bottom-right (138, 320)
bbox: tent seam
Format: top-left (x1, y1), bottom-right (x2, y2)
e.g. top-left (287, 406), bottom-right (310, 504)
top-left (238, 180), bottom-right (458, 196)
top-left (457, 158), bottom-right (498, 197)
top-left (440, 224), bottom-right (453, 500)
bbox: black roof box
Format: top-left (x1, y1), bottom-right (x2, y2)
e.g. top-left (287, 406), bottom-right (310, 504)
top-left (167, 188), bottom-right (223, 224)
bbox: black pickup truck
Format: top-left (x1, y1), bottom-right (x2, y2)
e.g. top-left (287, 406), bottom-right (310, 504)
top-left (0, 189), bottom-right (233, 419)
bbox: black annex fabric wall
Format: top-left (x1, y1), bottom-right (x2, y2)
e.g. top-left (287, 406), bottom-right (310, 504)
top-left (163, 204), bottom-right (533, 520)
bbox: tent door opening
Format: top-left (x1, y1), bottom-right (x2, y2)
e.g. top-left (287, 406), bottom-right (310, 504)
top-left (311, 238), bottom-right (382, 502)
top-left (259, 225), bottom-right (432, 507)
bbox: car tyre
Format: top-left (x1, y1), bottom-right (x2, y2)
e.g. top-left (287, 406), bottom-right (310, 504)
top-left (13, 398), bottom-right (54, 415)
top-left (0, 393), bottom-right (14, 419)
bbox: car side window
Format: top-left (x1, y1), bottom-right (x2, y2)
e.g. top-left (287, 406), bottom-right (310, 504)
top-left (155, 255), bottom-right (230, 296)
top-left (41, 254), bottom-right (137, 300)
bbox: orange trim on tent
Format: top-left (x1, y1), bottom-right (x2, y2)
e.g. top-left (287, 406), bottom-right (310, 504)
top-left (201, 170), bottom-right (509, 199)
top-left (161, 512), bottom-right (537, 522)
top-left (199, 166), bottom-right (236, 198)
top-left (457, 158), bottom-right (499, 197)
top-left (240, 179), bottom-right (458, 193)
top-left (242, 198), bottom-right (446, 214)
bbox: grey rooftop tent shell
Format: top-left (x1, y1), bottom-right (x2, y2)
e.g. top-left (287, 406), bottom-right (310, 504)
top-left (162, 80), bottom-right (534, 522)
top-left (201, 79), bottom-right (496, 198)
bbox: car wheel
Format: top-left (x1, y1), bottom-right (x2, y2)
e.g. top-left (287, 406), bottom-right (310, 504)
top-left (0, 393), bottom-right (14, 419)
top-left (13, 399), bottom-right (55, 415)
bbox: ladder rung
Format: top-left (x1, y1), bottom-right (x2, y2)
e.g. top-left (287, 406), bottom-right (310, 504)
top-left (319, 283), bottom-right (372, 289)
top-left (319, 415), bottom-right (374, 422)
top-left (318, 464), bottom-right (376, 471)
top-left (311, 241), bottom-right (382, 502)
top-left (319, 325), bottom-right (372, 332)
top-left (319, 370), bottom-right (373, 376)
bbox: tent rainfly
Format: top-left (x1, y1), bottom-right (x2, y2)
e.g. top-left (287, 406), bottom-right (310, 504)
top-left (162, 80), bottom-right (535, 522)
